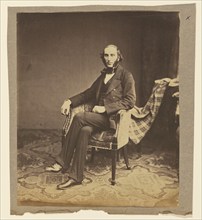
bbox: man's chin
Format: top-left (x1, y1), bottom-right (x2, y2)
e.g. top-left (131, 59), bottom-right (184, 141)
top-left (106, 65), bottom-right (113, 68)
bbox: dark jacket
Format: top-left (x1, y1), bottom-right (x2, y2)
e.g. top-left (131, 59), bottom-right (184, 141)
top-left (69, 64), bottom-right (136, 129)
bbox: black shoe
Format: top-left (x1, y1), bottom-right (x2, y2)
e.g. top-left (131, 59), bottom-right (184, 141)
top-left (57, 178), bottom-right (81, 190)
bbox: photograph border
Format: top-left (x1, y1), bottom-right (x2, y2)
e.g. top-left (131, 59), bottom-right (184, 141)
top-left (1, 1), bottom-right (201, 219)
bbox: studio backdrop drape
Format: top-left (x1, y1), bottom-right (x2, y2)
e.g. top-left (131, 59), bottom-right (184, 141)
top-left (136, 12), bottom-right (180, 149)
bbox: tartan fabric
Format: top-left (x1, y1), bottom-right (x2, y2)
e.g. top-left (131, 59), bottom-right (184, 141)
top-left (128, 78), bottom-right (171, 144)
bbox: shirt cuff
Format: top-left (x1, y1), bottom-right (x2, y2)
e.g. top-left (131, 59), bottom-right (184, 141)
top-left (65, 99), bottom-right (72, 105)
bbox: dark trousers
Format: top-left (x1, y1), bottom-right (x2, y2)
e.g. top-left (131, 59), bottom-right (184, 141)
top-left (56, 112), bottom-right (110, 183)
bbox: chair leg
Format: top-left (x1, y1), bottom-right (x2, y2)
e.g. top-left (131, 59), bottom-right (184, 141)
top-left (123, 146), bottom-right (131, 170)
top-left (111, 149), bottom-right (117, 185)
top-left (117, 151), bottom-right (120, 162)
top-left (90, 147), bottom-right (95, 162)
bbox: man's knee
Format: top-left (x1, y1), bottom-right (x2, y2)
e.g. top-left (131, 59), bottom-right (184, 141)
top-left (80, 126), bottom-right (93, 134)
top-left (73, 112), bottom-right (85, 122)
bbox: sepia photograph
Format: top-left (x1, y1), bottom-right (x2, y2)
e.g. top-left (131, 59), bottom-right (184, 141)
top-left (1, 1), bottom-right (200, 218)
top-left (16, 10), bottom-right (180, 208)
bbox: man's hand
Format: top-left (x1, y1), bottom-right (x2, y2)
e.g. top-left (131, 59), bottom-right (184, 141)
top-left (172, 91), bottom-right (179, 98)
top-left (61, 100), bottom-right (71, 115)
top-left (92, 105), bottom-right (106, 114)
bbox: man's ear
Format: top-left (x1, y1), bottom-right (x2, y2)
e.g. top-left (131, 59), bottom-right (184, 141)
top-left (117, 54), bottom-right (121, 61)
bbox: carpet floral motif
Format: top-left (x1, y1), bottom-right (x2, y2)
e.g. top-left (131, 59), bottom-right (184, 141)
top-left (17, 129), bottom-right (179, 207)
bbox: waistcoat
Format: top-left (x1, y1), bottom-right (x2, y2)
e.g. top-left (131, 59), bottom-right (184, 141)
top-left (98, 77), bottom-right (113, 106)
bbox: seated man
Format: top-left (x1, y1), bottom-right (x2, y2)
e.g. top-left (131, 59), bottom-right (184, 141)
top-left (46, 44), bottom-right (136, 189)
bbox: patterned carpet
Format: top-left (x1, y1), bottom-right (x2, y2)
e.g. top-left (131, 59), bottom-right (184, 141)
top-left (17, 129), bottom-right (179, 207)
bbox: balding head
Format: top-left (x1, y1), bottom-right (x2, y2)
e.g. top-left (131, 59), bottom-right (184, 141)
top-left (100, 44), bottom-right (123, 68)
top-left (104, 44), bottom-right (118, 51)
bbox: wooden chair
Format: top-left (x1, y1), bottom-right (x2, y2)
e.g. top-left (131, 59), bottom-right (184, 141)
top-left (62, 103), bottom-right (132, 185)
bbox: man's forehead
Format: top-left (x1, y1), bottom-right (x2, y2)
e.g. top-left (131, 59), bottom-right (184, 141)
top-left (104, 46), bottom-right (118, 54)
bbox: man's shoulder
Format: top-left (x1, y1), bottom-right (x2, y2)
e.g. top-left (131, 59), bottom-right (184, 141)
top-left (117, 65), bottom-right (133, 77)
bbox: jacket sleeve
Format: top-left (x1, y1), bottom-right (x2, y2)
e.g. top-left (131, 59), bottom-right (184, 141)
top-left (69, 76), bottom-right (100, 107)
top-left (105, 72), bottom-right (136, 115)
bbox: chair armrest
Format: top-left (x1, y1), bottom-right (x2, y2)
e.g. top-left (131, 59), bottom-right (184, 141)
top-left (115, 109), bottom-right (131, 149)
top-left (63, 104), bottom-right (85, 136)
top-left (63, 102), bottom-right (95, 136)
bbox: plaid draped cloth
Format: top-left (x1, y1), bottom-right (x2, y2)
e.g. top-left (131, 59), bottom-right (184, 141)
top-left (63, 78), bottom-right (172, 145)
top-left (128, 78), bottom-right (171, 144)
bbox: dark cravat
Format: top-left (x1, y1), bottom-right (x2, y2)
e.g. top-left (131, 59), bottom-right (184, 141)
top-left (101, 66), bottom-right (118, 75)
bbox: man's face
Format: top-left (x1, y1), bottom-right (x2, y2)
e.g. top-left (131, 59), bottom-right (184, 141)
top-left (103, 46), bottom-right (119, 68)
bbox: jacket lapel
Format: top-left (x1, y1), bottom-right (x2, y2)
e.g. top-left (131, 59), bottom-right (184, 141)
top-left (95, 73), bottom-right (105, 102)
top-left (105, 65), bottom-right (123, 95)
